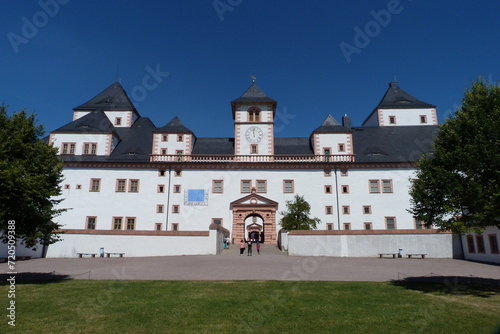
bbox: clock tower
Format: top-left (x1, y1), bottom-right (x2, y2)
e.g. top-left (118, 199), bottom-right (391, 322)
top-left (231, 83), bottom-right (277, 156)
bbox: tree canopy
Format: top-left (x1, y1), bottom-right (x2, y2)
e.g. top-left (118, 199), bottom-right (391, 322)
top-left (409, 78), bottom-right (500, 233)
top-left (0, 106), bottom-right (65, 247)
top-left (280, 195), bottom-right (320, 230)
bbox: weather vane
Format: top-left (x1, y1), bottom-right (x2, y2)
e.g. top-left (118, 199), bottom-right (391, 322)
top-left (250, 74), bottom-right (256, 83)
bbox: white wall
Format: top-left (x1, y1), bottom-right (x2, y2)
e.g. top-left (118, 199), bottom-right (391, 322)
top-left (378, 108), bottom-right (437, 126)
top-left (462, 226), bottom-right (500, 264)
top-left (287, 232), bottom-right (454, 258)
top-left (0, 239), bottom-right (44, 258)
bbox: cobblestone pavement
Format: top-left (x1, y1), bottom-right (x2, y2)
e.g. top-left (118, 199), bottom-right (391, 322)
top-left (2, 244), bottom-right (499, 282)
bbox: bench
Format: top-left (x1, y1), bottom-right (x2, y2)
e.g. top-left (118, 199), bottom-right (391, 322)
top-left (77, 253), bottom-right (97, 258)
top-left (105, 252), bottom-right (125, 258)
top-left (379, 253), bottom-right (398, 258)
top-left (407, 253), bottom-right (427, 259)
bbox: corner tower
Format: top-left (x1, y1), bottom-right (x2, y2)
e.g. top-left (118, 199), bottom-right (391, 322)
top-left (231, 83), bottom-right (277, 156)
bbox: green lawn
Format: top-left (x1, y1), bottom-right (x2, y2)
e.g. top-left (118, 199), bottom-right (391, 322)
top-left (0, 280), bottom-right (499, 333)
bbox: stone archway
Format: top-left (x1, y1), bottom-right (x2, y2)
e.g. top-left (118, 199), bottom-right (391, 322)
top-left (230, 192), bottom-right (278, 244)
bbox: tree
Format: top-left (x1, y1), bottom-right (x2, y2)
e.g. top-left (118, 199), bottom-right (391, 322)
top-left (0, 106), bottom-right (65, 248)
top-left (280, 195), bottom-right (320, 230)
top-left (409, 78), bottom-right (500, 233)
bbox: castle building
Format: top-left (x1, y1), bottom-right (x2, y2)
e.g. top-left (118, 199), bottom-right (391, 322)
top-left (45, 81), bottom-right (442, 257)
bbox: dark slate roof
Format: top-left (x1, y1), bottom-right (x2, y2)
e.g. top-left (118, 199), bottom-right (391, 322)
top-left (154, 116), bottom-right (194, 134)
top-left (352, 125), bottom-right (439, 163)
top-left (376, 82), bottom-right (435, 109)
top-left (73, 82), bottom-right (138, 113)
top-left (109, 117), bottom-right (156, 161)
top-left (52, 110), bottom-right (118, 136)
top-left (275, 138), bottom-right (313, 155)
top-left (312, 114), bottom-right (352, 133)
top-left (231, 83), bottom-right (277, 104)
top-left (192, 138), bottom-right (234, 155)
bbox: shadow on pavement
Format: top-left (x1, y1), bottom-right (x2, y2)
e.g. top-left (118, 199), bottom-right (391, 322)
top-left (0, 272), bottom-right (73, 284)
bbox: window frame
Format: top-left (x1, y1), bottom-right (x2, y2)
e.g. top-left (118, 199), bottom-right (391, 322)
top-left (256, 180), bottom-right (267, 193)
top-left (86, 216), bottom-right (96, 230)
top-left (212, 180), bottom-right (223, 194)
top-left (241, 180), bottom-right (252, 193)
top-left (90, 178), bottom-right (101, 192)
top-left (283, 180), bottom-right (294, 193)
top-left (369, 180), bottom-right (380, 193)
top-left (385, 217), bottom-right (397, 230)
top-left (116, 179), bottom-right (126, 192)
top-left (126, 217), bottom-right (135, 230)
top-left (113, 217), bottom-right (123, 230)
top-left (129, 179), bottom-right (140, 193)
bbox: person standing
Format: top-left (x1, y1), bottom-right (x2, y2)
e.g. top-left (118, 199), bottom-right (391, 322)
top-left (239, 240), bottom-right (245, 256)
top-left (256, 242), bottom-right (261, 256)
top-left (247, 239), bottom-right (253, 256)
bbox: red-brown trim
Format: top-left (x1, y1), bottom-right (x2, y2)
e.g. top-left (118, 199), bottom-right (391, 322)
top-left (57, 229), bottom-right (209, 236)
top-left (289, 229), bottom-right (451, 235)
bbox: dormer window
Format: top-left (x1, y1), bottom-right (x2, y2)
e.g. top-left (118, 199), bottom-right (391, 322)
top-left (115, 117), bottom-right (122, 126)
top-left (248, 107), bottom-right (261, 122)
top-left (177, 135), bottom-right (183, 142)
top-left (389, 116), bottom-right (396, 124)
top-left (83, 143), bottom-right (97, 155)
top-left (420, 115), bottom-right (427, 124)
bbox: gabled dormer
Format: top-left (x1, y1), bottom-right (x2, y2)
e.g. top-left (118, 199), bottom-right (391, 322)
top-left (231, 83), bottom-right (277, 156)
top-left (362, 82), bottom-right (437, 127)
top-left (49, 110), bottom-right (120, 156)
top-left (73, 82), bottom-right (140, 128)
top-left (152, 117), bottom-right (196, 155)
top-left (311, 114), bottom-right (353, 157)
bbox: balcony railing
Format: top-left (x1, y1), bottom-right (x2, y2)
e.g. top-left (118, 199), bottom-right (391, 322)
top-left (150, 154), bottom-right (355, 163)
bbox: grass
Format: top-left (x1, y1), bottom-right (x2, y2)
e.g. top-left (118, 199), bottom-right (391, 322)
top-left (0, 280), bottom-right (499, 333)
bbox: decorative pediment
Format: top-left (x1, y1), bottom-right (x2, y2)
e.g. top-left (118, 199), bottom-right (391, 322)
top-left (230, 192), bottom-right (278, 207)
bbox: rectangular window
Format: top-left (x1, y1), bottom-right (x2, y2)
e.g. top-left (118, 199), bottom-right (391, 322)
top-left (129, 180), bottom-right (139, 192)
top-left (327, 223), bottom-right (333, 231)
top-left (158, 185), bottom-right (165, 193)
top-left (389, 116), bottom-right (396, 124)
top-left (69, 143), bottom-right (75, 154)
top-left (213, 180), bottom-right (223, 193)
top-left (176, 150), bottom-right (183, 161)
top-left (340, 169), bottom-right (348, 176)
top-left (155, 223), bottom-right (162, 231)
top-left (64, 184), bottom-right (70, 189)
top-left (386, 217), bottom-right (396, 230)
top-left (212, 218), bottom-right (222, 226)
top-left (420, 115), bottom-right (427, 124)
top-left (126, 218), bottom-right (135, 230)
top-left (257, 180), bottom-right (267, 193)
top-left (172, 205), bottom-right (180, 214)
top-left (157, 205), bottom-right (164, 213)
top-left (341, 185), bottom-right (349, 194)
top-left (115, 117), bottom-right (122, 125)
top-left (162, 135), bottom-right (168, 142)
top-left (466, 235), bottom-right (475, 253)
top-left (83, 143), bottom-right (90, 155)
top-left (488, 234), bottom-right (499, 254)
top-left (113, 217), bottom-right (122, 230)
top-left (241, 180), bottom-right (251, 193)
top-left (90, 178), bottom-right (101, 192)
top-left (323, 148), bottom-right (331, 162)
top-left (343, 223), bottom-right (351, 230)
top-left (364, 222), bottom-right (372, 230)
top-left (338, 143), bottom-right (345, 152)
top-left (161, 149), bottom-right (167, 155)
top-left (172, 223), bottom-right (179, 231)
top-left (283, 180), bottom-right (294, 193)
top-left (415, 219), bottom-right (430, 229)
top-left (324, 169), bottom-right (331, 177)
top-left (325, 185), bottom-right (332, 194)
top-left (173, 185), bottom-right (181, 193)
top-left (476, 235), bottom-right (486, 254)
top-left (159, 170), bottom-right (166, 177)
top-left (342, 206), bottom-right (350, 215)
top-left (76, 184), bottom-right (82, 190)
top-left (86, 217), bottom-right (96, 230)
top-left (91, 143), bottom-right (97, 155)
top-left (174, 169), bottom-right (182, 177)
top-left (251, 144), bottom-right (258, 154)
top-left (177, 135), bottom-right (183, 142)
top-left (369, 180), bottom-right (380, 193)
top-left (116, 179), bottom-right (126, 192)
top-left (325, 206), bottom-right (333, 215)
top-left (363, 206), bottom-right (371, 214)
top-left (382, 180), bottom-right (393, 193)
top-left (62, 143), bottom-right (68, 154)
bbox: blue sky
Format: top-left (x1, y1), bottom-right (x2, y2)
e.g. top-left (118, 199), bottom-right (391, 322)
top-left (1, 0), bottom-right (499, 138)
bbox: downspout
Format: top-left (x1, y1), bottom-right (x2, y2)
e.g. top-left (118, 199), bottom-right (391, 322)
top-left (165, 166), bottom-right (172, 230)
top-left (334, 167), bottom-right (341, 230)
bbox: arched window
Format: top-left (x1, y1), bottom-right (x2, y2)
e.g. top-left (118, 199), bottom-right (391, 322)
top-left (248, 107), bottom-right (261, 122)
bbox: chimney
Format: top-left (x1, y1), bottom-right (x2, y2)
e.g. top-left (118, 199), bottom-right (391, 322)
top-left (342, 114), bottom-right (352, 129)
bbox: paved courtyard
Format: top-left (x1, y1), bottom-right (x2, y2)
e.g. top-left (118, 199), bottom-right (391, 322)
top-left (2, 245), bottom-right (499, 282)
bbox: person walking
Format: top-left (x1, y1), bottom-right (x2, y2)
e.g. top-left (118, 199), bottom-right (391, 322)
top-left (256, 242), bottom-right (261, 256)
top-left (239, 240), bottom-right (245, 256)
top-left (247, 239), bottom-right (253, 256)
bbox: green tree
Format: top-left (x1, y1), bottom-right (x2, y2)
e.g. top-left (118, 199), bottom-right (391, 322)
top-left (0, 106), bottom-right (65, 248)
top-left (280, 195), bottom-right (320, 230)
top-left (409, 78), bottom-right (500, 233)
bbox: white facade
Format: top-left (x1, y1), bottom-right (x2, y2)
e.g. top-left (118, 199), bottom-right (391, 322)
top-left (43, 81), bottom-right (449, 257)
top-left (462, 226), bottom-right (500, 264)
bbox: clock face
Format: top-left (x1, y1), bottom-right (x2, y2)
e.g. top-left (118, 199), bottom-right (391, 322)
top-left (245, 126), bottom-right (264, 143)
